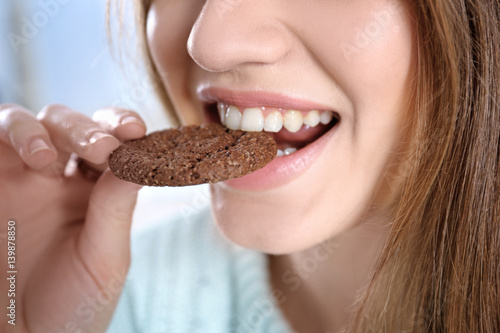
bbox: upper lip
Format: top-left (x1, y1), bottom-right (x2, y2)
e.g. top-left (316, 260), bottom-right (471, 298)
top-left (197, 86), bottom-right (338, 114)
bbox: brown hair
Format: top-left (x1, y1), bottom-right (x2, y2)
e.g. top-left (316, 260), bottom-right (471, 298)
top-left (354, 0), bottom-right (500, 331)
top-left (119, 0), bottom-right (499, 331)
top-left (107, 0), bottom-right (178, 125)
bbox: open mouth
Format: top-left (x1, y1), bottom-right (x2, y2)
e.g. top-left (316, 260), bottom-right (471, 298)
top-left (204, 102), bottom-right (340, 156)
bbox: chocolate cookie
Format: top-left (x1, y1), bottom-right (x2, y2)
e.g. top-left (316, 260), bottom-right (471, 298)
top-left (109, 123), bottom-right (277, 186)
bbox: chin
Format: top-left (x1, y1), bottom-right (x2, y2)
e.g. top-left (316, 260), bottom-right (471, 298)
top-left (212, 211), bottom-right (310, 255)
top-left (210, 184), bottom-right (299, 254)
top-left (209, 182), bottom-right (347, 254)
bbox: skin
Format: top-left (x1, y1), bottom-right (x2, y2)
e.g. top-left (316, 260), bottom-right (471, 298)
top-left (0, 0), bottom-right (416, 332)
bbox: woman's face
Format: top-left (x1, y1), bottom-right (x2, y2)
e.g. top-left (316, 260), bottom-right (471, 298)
top-left (147, 0), bottom-right (416, 253)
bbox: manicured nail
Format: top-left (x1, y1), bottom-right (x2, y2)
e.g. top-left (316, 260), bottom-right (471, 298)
top-left (88, 132), bottom-right (115, 144)
top-left (120, 116), bottom-right (146, 128)
top-left (28, 138), bottom-right (52, 155)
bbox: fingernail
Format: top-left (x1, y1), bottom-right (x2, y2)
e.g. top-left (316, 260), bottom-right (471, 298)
top-left (28, 138), bottom-right (52, 155)
top-left (88, 132), bottom-right (115, 144)
top-left (121, 116), bottom-right (146, 128)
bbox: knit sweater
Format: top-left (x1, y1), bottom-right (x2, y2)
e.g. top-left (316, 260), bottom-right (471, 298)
top-left (107, 206), bottom-right (292, 333)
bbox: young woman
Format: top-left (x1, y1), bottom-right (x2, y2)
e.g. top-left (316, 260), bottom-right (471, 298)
top-left (1, 0), bottom-right (498, 332)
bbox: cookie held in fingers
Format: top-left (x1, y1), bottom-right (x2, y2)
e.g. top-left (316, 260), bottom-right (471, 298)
top-left (108, 123), bottom-right (277, 186)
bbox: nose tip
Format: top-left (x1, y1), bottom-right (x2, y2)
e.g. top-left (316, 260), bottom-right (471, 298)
top-left (187, 2), bottom-right (292, 72)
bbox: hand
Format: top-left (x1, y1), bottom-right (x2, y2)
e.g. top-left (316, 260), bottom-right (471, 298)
top-left (0, 104), bottom-right (146, 333)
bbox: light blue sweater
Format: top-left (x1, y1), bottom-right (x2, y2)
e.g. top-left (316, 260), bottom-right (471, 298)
top-left (107, 206), bottom-right (292, 333)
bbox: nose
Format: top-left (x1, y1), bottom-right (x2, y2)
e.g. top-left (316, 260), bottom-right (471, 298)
top-left (187, 0), bottom-right (292, 72)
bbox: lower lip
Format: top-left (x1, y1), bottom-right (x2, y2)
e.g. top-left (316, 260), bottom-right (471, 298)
top-left (221, 124), bottom-right (339, 191)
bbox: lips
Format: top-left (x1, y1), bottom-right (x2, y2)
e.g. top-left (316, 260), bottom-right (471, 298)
top-left (199, 87), bottom-right (341, 190)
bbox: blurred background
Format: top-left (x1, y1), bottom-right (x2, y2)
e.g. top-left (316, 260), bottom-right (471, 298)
top-left (0, 0), bottom-right (209, 230)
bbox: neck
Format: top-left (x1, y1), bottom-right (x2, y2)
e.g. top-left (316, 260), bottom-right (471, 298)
top-left (269, 217), bottom-right (389, 333)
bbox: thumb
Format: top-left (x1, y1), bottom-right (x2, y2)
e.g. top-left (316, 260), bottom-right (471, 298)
top-left (78, 169), bottom-right (142, 280)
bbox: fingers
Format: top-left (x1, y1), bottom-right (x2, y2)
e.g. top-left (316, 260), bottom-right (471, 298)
top-left (78, 170), bottom-right (142, 279)
top-left (0, 105), bottom-right (58, 170)
top-left (92, 108), bottom-right (147, 142)
top-left (38, 104), bottom-right (121, 165)
top-left (1, 104), bottom-right (147, 177)
top-left (79, 108), bottom-right (148, 174)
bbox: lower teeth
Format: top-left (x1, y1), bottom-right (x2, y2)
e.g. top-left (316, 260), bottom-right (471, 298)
top-left (276, 147), bottom-right (298, 157)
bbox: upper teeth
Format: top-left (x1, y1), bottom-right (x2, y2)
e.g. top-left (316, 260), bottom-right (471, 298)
top-left (218, 103), bottom-right (335, 133)
top-left (240, 107), bottom-right (264, 131)
top-left (264, 111), bottom-right (283, 132)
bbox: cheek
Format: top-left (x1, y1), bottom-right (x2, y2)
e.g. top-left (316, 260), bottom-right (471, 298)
top-left (340, 2), bottom-right (416, 116)
top-left (303, 0), bottom-right (416, 164)
top-left (147, 1), bottom-right (204, 123)
top-left (297, 0), bottom-right (415, 114)
top-left (335, 2), bottom-right (416, 207)
top-left (147, 1), bottom-right (192, 76)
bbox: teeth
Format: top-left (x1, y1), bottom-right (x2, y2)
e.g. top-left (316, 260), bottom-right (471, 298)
top-left (225, 105), bottom-right (241, 130)
top-left (303, 110), bottom-right (320, 127)
top-left (320, 111), bottom-right (334, 125)
top-left (217, 103), bottom-right (337, 133)
top-left (218, 103), bottom-right (226, 124)
top-left (283, 110), bottom-right (303, 133)
top-left (264, 111), bottom-right (283, 132)
top-left (276, 147), bottom-right (298, 157)
top-left (241, 108), bottom-right (264, 131)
